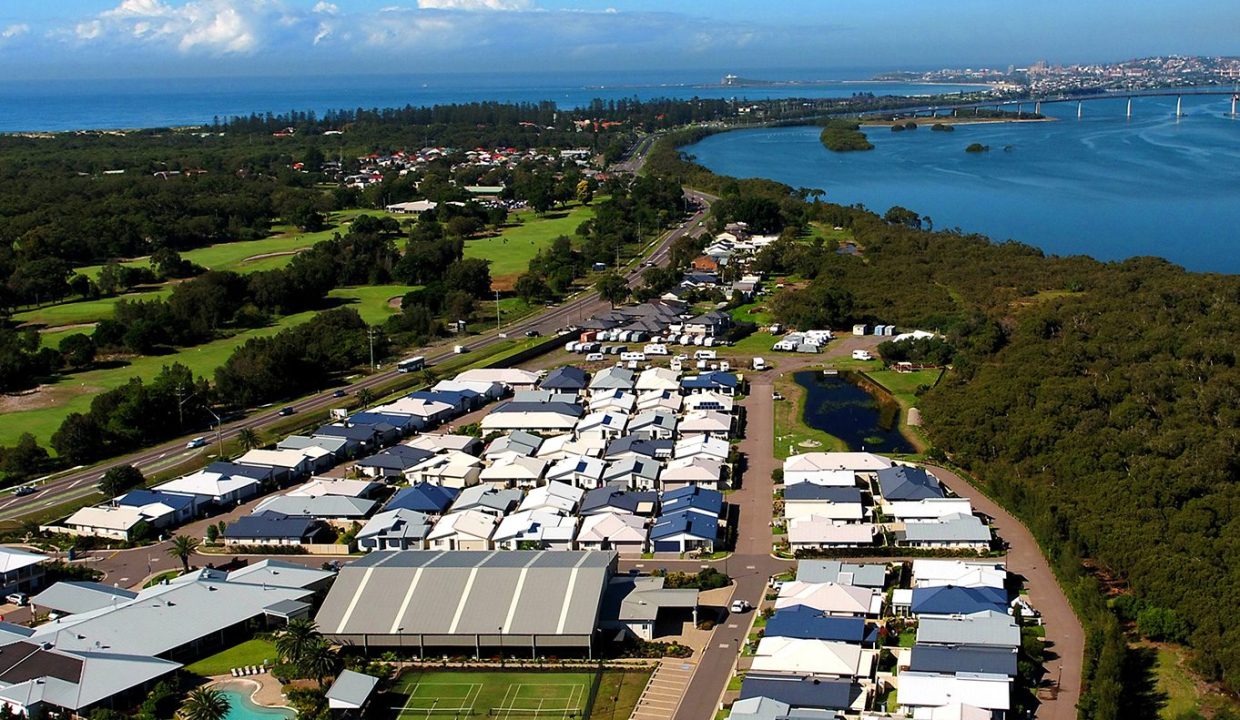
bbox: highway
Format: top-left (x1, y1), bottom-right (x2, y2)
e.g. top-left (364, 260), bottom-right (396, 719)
top-left (0, 165), bottom-right (712, 524)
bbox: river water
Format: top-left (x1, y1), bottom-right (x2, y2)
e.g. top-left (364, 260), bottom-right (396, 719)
top-left (684, 95), bottom-right (1240, 273)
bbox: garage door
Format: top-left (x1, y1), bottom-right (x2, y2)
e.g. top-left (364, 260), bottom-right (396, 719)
top-left (653, 540), bottom-right (680, 553)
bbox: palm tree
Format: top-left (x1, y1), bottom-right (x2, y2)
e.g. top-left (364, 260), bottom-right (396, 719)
top-left (275, 618), bottom-right (323, 666)
top-left (300, 639), bottom-right (339, 685)
top-left (180, 687), bottom-right (230, 720)
top-left (416, 368), bottom-right (438, 389)
top-left (356, 388), bottom-right (374, 410)
top-left (166, 534), bottom-right (201, 573)
top-left (237, 427), bottom-right (260, 451)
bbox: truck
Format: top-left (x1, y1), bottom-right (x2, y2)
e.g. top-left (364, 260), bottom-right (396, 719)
top-left (397, 356), bottom-right (426, 373)
top-left (454, 345), bottom-right (467, 354)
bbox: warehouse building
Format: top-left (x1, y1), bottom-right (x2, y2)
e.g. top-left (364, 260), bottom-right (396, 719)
top-left (316, 550), bottom-right (616, 657)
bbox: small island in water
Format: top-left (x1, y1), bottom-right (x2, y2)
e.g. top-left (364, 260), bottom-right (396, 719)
top-left (819, 119), bottom-right (874, 152)
top-left (965, 142), bottom-right (990, 153)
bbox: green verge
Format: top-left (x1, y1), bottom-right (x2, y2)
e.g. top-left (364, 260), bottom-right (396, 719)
top-left (184, 638), bottom-right (279, 677)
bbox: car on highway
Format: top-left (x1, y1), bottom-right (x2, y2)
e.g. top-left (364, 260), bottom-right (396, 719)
top-left (730, 600), bottom-right (752, 614)
top-left (185, 436), bottom-right (208, 449)
top-left (13, 485), bottom-right (36, 497)
top-left (332, 389), bottom-right (348, 398)
top-left (6, 593), bottom-right (28, 607)
top-left (278, 406), bottom-right (296, 417)
top-left (524, 329), bottom-right (540, 337)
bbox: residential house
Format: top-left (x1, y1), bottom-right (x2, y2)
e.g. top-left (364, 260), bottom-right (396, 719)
top-left (575, 513), bottom-right (648, 555)
top-left (661, 485), bottom-right (724, 520)
top-left (62, 506), bottom-right (148, 541)
top-left (602, 456), bottom-right (662, 491)
top-left (787, 519), bottom-right (878, 551)
top-left (683, 311), bottom-right (731, 337)
top-left (909, 585), bottom-right (1009, 619)
top-left (775, 581), bottom-right (884, 617)
top-left (917, 610), bottom-right (1021, 649)
top-left (749, 637), bottom-right (873, 679)
top-left (356, 509), bottom-right (432, 552)
top-left (155, 462), bottom-right (269, 507)
top-left (661, 457), bottom-right (724, 492)
top-left (254, 495), bottom-right (377, 523)
top-left (480, 402), bottom-right (583, 433)
top-left (875, 465), bottom-right (946, 502)
top-left (535, 433), bottom-right (606, 461)
top-left (312, 424), bottom-right (379, 456)
top-left (635, 367), bottom-right (680, 393)
top-left (575, 411), bottom-right (630, 441)
top-left (649, 512), bottom-right (719, 553)
top-left (277, 435), bottom-right (350, 463)
top-left (355, 445), bottom-right (435, 479)
top-left (901, 513), bottom-right (991, 551)
top-left (636, 388), bottom-right (682, 413)
top-left (600, 576), bottom-right (699, 641)
top-left (378, 396), bottom-right (453, 429)
top-left (404, 450), bottom-right (483, 488)
top-left (578, 488), bottom-right (659, 517)
top-left (540, 366), bottom-right (589, 393)
top-left (589, 367), bottom-right (636, 393)
top-left (114, 489), bottom-right (198, 529)
top-left (483, 431), bottom-right (543, 460)
top-left (888, 497), bottom-right (975, 523)
top-left (221, 511), bottom-right (329, 547)
top-left (674, 435), bottom-right (730, 462)
top-left (682, 371), bottom-right (739, 396)
top-left (781, 452), bottom-right (892, 487)
top-left (405, 434), bottom-right (482, 456)
top-left (588, 389), bottom-right (636, 414)
top-left (235, 449), bottom-right (312, 483)
top-left (912, 560), bottom-right (1007, 590)
top-left (0, 548), bottom-right (48, 598)
top-left (907, 644), bottom-right (1017, 678)
top-left (346, 411), bottom-right (418, 438)
top-left (684, 391), bottom-right (734, 414)
top-left (782, 485), bottom-right (865, 523)
top-left (449, 485), bottom-right (522, 517)
top-left (737, 676), bottom-right (867, 716)
top-left (763, 605), bottom-right (874, 645)
top-left (897, 672), bottom-right (1011, 718)
top-left (493, 510), bottom-right (578, 550)
top-left (426, 510), bottom-right (499, 551)
top-left (629, 410), bottom-right (677, 441)
top-left (453, 368), bottom-right (540, 391)
top-left (797, 560), bottom-right (887, 588)
top-left (518, 481), bottom-right (584, 515)
top-left (546, 455), bottom-right (607, 490)
top-left (479, 454), bottom-right (549, 488)
top-left (384, 483), bottom-right (459, 517)
top-left (679, 410), bottom-right (732, 438)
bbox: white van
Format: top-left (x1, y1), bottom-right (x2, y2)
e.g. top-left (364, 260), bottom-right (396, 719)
top-left (620, 352), bottom-right (647, 363)
top-left (852, 349), bottom-right (873, 361)
top-left (694, 349), bottom-right (717, 360)
top-left (752, 357), bottom-right (767, 371)
top-left (186, 436), bottom-right (208, 449)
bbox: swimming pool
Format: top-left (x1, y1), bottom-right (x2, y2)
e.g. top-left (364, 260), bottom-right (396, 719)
top-left (217, 688), bottom-right (294, 720)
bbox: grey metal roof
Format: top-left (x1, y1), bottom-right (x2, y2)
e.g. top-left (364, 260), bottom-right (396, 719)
top-left (257, 495), bottom-right (377, 518)
top-left (327, 669), bottom-right (380, 708)
top-left (225, 559), bottom-right (335, 590)
top-left (796, 561), bottom-right (887, 588)
top-left (31, 582), bottom-right (139, 615)
top-left (903, 514), bottom-right (991, 543)
top-left (916, 611), bottom-right (1020, 648)
top-left (908, 644), bottom-right (1018, 677)
top-left (602, 576), bottom-right (698, 622)
top-left (316, 550), bottom-right (615, 639)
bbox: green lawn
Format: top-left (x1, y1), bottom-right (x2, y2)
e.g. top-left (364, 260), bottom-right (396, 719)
top-left (465, 203), bottom-right (596, 284)
top-left (0, 309), bottom-right (316, 447)
top-left (583, 669), bottom-right (652, 720)
top-left (729, 331), bottom-right (777, 356)
top-left (328, 284), bottom-right (419, 325)
top-left (773, 371), bottom-right (848, 460)
top-left (805, 222), bottom-right (855, 247)
top-left (1152, 645), bottom-right (1240, 719)
top-left (390, 670), bottom-right (598, 719)
top-left (729, 301), bottom-right (774, 326)
top-left (184, 638), bottom-right (278, 677)
top-left (12, 286), bottom-right (171, 329)
top-left (864, 368), bottom-right (944, 406)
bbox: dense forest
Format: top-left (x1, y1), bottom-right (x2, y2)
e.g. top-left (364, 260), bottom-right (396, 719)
top-left (651, 129), bottom-right (1240, 718)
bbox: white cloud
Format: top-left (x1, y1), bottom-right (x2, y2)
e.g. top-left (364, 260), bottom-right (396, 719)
top-left (416, 0), bottom-right (533, 10)
top-left (1, 23), bottom-right (30, 39)
top-left (312, 1), bottom-right (338, 15)
top-left (78, 0), bottom-right (268, 55)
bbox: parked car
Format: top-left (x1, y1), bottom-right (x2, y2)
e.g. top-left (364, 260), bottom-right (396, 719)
top-left (6, 593), bottom-right (28, 606)
top-left (730, 600), bottom-right (751, 613)
top-left (278, 407), bottom-right (296, 417)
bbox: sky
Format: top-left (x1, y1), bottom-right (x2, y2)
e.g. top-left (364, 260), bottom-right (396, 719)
top-left (2, 0), bottom-right (1238, 80)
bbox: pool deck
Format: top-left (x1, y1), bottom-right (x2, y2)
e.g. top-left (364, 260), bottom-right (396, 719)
top-left (210, 673), bottom-right (294, 712)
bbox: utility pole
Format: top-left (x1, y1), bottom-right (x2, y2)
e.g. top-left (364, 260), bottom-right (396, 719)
top-left (204, 407), bottom-right (225, 458)
top-left (368, 327), bottom-right (376, 371)
top-left (494, 290), bottom-right (501, 332)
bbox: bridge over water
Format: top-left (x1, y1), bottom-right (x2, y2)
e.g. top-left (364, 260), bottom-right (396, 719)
top-left (856, 87), bottom-right (1240, 119)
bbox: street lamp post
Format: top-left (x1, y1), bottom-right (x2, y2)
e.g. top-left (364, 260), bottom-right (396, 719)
top-left (204, 407), bottom-right (225, 457)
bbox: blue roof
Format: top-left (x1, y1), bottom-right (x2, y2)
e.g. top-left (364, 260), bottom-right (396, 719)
top-left (650, 510), bottom-right (718, 541)
top-left (660, 485), bottom-right (724, 517)
top-left (911, 585), bottom-right (1008, 616)
top-left (115, 489), bottom-right (195, 511)
top-left (490, 401), bottom-right (584, 417)
top-left (541, 366), bottom-right (589, 390)
top-left (908, 644), bottom-right (1018, 677)
top-left (739, 676), bottom-right (863, 711)
top-left (764, 605), bottom-right (870, 644)
top-left (314, 424), bottom-right (377, 442)
top-left (223, 511), bottom-right (319, 540)
top-left (876, 466), bottom-right (945, 501)
top-left (348, 411), bottom-right (416, 427)
top-left (407, 389), bottom-right (471, 407)
top-left (386, 483), bottom-right (459, 513)
top-left (580, 488), bottom-right (658, 515)
top-left (783, 485), bottom-right (862, 503)
top-left (682, 372), bottom-right (739, 390)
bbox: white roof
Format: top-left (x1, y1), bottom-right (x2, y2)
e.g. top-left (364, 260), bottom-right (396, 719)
top-left (547, 455), bottom-right (606, 482)
top-left (636, 390), bottom-right (682, 412)
top-left (679, 410), bottom-right (731, 433)
top-left (433, 379), bottom-right (501, 395)
top-left (535, 433), bottom-right (604, 460)
top-left (912, 560), bottom-right (1007, 589)
top-left (784, 452), bottom-right (893, 473)
top-left (381, 397), bottom-right (453, 417)
top-left (783, 468), bottom-right (857, 487)
top-left (0, 546), bottom-right (48, 573)
top-left (405, 434), bottom-right (478, 453)
top-left (674, 435), bottom-right (730, 460)
top-left (428, 510), bottom-right (498, 542)
top-left (635, 367), bottom-right (681, 391)
top-left (156, 470), bottom-right (261, 499)
top-left (454, 368), bottom-right (540, 387)
top-left (576, 410), bottom-right (629, 435)
top-left (588, 391), bottom-right (636, 413)
top-left (775, 581), bottom-right (883, 615)
top-left (684, 391), bottom-right (734, 411)
top-left (236, 448), bottom-right (308, 470)
top-left (750, 637), bottom-right (868, 677)
top-left (788, 518), bottom-right (876, 546)
top-left (898, 672), bottom-right (1011, 712)
top-left (480, 455), bottom-right (549, 483)
top-left (286, 478), bottom-right (378, 499)
top-left (662, 457), bottom-right (724, 482)
top-left (518, 481), bottom-right (584, 513)
top-left (494, 510), bottom-right (577, 544)
top-left (889, 498), bottom-right (975, 520)
top-left (65, 506), bottom-right (145, 532)
top-left (576, 513), bottom-right (647, 544)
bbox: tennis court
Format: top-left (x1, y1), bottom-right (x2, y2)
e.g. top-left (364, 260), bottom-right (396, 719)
top-left (391, 671), bottom-right (593, 719)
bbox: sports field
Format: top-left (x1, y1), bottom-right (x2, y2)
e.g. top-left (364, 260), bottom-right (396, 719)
top-left (391, 671), bottom-right (592, 719)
